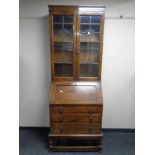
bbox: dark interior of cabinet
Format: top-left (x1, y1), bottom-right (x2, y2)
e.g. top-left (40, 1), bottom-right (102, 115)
top-left (55, 63), bottom-right (73, 77)
top-left (52, 139), bottom-right (100, 147)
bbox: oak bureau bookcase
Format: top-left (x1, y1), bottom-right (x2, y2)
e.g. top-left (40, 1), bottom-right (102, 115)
top-left (48, 5), bottom-right (105, 151)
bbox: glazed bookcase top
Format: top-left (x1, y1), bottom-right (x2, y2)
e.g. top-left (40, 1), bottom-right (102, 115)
top-left (49, 6), bottom-right (104, 81)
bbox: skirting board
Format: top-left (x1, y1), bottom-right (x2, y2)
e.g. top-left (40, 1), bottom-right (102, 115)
top-left (19, 127), bottom-right (135, 133)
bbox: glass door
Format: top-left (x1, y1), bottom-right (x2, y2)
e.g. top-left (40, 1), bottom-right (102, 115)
top-left (53, 15), bottom-right (74, 77)
top-left (78, 15), bottom-right (101, 78)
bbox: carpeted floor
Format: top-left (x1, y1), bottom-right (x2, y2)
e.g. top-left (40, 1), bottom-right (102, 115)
top-left (19, 128), bottom-right (135, 155)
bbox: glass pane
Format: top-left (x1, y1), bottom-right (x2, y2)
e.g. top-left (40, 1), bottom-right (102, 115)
top-left (64, 16), bottom-right (73, 23)
top-left (80, 42), bottom-right (99, 49)
top-left (80, 49), bottom-right (99, 65)
top-left (55, 64), bottom-right (73, 77)
top-left (80, 49), bottom-right (89, 63)
top-left (64, 24), bottom-right (73, 34)
top-left (63, 49), bottom-right (73, 62)
top-left (80, 16), bottom-right (90, 23)
top-left (80, 25), bottom-right (89, 34)
top-left (53, 16), bottom-right (63, 23)
top-left (54, 48), bottom-right (73, 63)
top-left (79, 16), bottom-right (101, 77)
top-left (54, 42), bottom-right (62, 49)
top-left (54, 48), bottom-right (63, 63)
top-left (54, 42), bottom-right (73, 63)
top-left (80, 64), bottom-right (98, 77)
top-left (89, 42), bottom-right (100, 48)
top-left (53, 15), bottom-right (74, 77)
top-left (63, 64), bottom-right (73, 76)
top-left (91, 25), bottom-right (100, 32)
top-left (91, 16), bottom-right (100, 23)
top-left (64, 42), bottom-right (73, 49)
top-left (55, 64), bottom-right (63, 76)
top-left (80, 34), bottom-right (99, 42)
top-left (90, 49), bottom-right (99, 63)
top-left (53, 24), bottom-right (62, 35)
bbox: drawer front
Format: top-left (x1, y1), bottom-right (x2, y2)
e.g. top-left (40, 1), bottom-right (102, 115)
top-left (51, 123), bottom-right (101, 134)
top-left (50, 105), bottom-right (102, 114)
top-left (51, 114), bottom-right (102, 122)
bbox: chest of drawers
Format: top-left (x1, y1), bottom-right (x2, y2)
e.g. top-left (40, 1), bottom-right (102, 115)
top-left (48, 81), bottom-right (103, 151)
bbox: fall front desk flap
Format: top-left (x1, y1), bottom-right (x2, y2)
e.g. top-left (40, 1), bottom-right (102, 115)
top-left (50, 81), bottom-right (103, 104)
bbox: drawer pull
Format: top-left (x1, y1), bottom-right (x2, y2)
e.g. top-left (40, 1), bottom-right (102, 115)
top-left (59, 115), bottom-right (63, 122)
top-left (59, 125), bottom-right (63, 133)
top-left (88, 125), bottom-right (93, 132)
top-left (89, 109), bottom-right (93, 114)
top-left (58, 107), bottom-right (62, 113)
top-left (89, 115), bottom-right (92, 122)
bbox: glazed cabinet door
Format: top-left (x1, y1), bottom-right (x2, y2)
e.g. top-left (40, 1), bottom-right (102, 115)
top-left (76, 13), bottom-right (104, 80)
top-left (49, 12), bottom-right (76, 80)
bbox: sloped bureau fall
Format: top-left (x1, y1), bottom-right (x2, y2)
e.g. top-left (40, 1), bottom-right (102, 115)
top-left (48, 5), bottom-right (105, 151)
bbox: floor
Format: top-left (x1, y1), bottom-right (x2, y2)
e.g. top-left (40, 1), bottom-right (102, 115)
top-left (19, 128), bottom-right (135, 155)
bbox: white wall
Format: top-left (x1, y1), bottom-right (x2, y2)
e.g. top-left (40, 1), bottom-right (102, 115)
top-left (19, 0), bottom-right (135, 128)
top-left (102, 19), bottom-right (135, 128)
top-left (19, 18), bottom-right (50, 126)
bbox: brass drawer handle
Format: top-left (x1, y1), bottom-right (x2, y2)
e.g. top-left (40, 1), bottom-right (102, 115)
top-left (89, 115), bottom-right (92, 122)
top-left (88, 125), bottom-right (93, 132)
top-left (59, 115), bottom-right (63, 122)
top-left (58, 107), bottom-right (62, 113)
top-left (59, 125), bottom-right (63, 133)
top-left (89, 109), bottom-right (93, 114)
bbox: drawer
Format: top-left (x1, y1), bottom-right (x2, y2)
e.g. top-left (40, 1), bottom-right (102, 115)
top-left (51, 123), bottom-right (101, 134)
top-left (50, 105), bottom-right (102, 114)
top-left (51, 114), bottom-right (102, 122)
